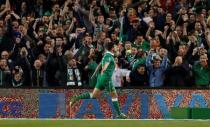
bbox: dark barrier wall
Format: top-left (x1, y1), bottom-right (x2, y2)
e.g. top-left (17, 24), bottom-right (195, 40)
top-left (0, 89), bottom-right (210, 119)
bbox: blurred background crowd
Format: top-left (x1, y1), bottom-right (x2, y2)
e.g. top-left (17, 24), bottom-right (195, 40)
top-left (0, 0), bottom-right (210, 88)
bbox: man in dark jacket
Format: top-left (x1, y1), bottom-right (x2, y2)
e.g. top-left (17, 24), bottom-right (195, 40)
top-left (45, 37), bottom-right (66, 86)
top-left (164, 56), bottom-right (191, 87)
top-left (32, 59), bottom-right (44, 87)
top-left (0, 59), bottom-right (11, 87)
top-left (74, 34), bottom-right (94, 85)
top-left (129, 64), bottom-right (149, 87)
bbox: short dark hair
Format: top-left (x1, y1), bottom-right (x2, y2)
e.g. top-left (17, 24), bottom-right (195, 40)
top-left (105, 42), bottom-right (115, 51)
top-left (137, 64), bottom-right (146, 69)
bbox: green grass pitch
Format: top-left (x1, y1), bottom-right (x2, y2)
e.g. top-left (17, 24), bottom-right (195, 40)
top-left (0, 119), bottom-right (210, 127)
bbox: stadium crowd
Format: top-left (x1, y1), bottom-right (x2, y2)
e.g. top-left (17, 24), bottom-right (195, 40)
top-left (0, 0), bottom-right (210, 88)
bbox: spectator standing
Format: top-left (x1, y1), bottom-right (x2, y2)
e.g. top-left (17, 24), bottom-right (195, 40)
top-left (112, 57), bottom-right (130, 87)
top-left (85, 48), bottom-right (98, 88)
top-left (164, 56), bottom-right (191, 87)
top-left (66, 58), bottom-right (82, 87)
top-left (130, 64), bottom-right (149, 87)
top-left (193, 54), bottom-right (210, 88)
top-left (146, 51), bottom-right (169, 87)
top-left (0, 59), bottom-right (11, 87)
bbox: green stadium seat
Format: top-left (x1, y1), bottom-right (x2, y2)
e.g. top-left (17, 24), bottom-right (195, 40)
top-left (191, 108), bottom-right (210, 119)
top-left (170, 107), bottom-right (191, 119)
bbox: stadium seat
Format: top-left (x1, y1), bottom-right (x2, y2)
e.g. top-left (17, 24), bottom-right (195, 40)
top-left (170, 107), bottom-right (191, 119)
top-left (191, 108), bottom-right (210, 119)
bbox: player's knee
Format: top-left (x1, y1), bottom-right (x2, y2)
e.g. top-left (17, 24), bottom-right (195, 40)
top-left (92, 92), bottom-right (100, 98)
top-left (110, 92), bottom-right (118, 98)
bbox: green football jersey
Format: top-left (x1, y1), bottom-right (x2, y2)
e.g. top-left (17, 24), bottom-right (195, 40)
top-left (101, 51), bottom-right (115, 78)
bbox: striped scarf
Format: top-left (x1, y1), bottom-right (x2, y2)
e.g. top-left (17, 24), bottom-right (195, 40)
top-left (67, 67), bottom-right (82, 86)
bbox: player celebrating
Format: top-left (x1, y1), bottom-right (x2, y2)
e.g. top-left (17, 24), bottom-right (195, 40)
top-left (70, 41), bottom-right (127, 119)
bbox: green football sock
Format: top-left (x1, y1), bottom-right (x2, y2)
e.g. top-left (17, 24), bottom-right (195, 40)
top-left (75, 92), bottom-right (92, 102)
top-left (112, 99), bottom-right (121, 116)
top-left (70, 92), bottom-right (92, 106)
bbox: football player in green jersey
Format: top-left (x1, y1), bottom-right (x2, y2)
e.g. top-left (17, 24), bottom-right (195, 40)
top-left (70, 41), bottom-right (127, 119)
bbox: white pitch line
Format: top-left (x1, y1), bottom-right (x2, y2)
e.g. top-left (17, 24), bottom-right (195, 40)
top-left (0, 118), bottom-right (210, 121)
